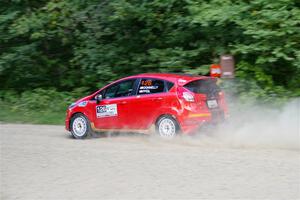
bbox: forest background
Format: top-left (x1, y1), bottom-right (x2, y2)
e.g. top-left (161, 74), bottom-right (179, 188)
top-left (0, 0), bottom-right (299, 124)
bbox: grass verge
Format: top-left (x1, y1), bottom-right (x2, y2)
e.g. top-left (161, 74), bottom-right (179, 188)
top-left (0, 103), bottom-right (66, 125)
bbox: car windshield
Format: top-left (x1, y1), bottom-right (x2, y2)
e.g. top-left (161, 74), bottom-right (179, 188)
top-left (184, 79), bottom-right (220, 94)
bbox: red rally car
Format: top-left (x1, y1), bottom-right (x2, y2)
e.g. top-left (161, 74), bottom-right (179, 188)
top-left (65, 73), bottom-right (228, 139)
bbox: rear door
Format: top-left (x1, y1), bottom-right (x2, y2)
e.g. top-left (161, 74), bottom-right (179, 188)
top-left (124, 78), bottom-right (167, 129)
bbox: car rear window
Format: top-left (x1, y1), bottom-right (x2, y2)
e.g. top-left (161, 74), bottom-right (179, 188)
top-left (138, 79), bottom-right (165, 94)
top-left (184, 79), bottom-right (220, 94)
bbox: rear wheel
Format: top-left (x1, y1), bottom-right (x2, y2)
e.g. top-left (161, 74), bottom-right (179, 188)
top-left (155, 116), bottom-right (180, 138)
top-left (70, 113), bottom-right (94, 139)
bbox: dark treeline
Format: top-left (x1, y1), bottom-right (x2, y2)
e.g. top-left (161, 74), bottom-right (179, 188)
top-left (1, 0), bottom-right (299, 101)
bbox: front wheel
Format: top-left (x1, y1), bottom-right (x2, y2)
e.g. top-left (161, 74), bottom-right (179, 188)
top-left (70, 114), bottom-right (94, 139)
top-left (155, 116), bottom-right (180, 138)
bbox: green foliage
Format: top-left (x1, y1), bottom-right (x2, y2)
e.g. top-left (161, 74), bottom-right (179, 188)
top-left (0, 88), bottom-right (86, 124)
top-left (0, 104), bottom-right (65, 124)
top-left (0, 88), bottom-right (86, 112)
top-left (0, 0), bottom-right (299, 103)
top-left (222, 61), bottom-right (292, 105)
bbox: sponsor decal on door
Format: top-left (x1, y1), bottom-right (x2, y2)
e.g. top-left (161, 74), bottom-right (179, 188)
top-left (96, 104), bottom-right (118, 118)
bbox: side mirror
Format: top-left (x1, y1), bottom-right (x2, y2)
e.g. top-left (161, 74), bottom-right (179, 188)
top-left (96, 94), bottom-right (103, 104)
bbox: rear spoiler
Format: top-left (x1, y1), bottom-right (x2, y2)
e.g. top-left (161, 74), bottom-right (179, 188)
top-left (177, 77), bottom-right (216, 87)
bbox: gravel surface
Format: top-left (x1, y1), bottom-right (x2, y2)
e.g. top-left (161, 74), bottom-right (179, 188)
top-left (1, 124), bottom-right (299, 200)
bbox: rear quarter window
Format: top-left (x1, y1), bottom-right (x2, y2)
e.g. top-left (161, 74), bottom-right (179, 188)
top-left (166, 81), bottom-right (174, 91)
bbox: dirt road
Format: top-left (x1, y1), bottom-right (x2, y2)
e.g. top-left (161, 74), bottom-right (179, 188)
top-left (1, 124), bottom-right (299, 199)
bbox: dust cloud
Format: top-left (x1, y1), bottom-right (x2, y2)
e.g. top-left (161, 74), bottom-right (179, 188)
top-left (176, 98), bottom-right (300, 150)
top-left (103, 98), bottom-right (300, 150)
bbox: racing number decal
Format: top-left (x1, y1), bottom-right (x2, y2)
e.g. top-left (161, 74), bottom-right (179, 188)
top-left (139, 79), bottom-right (158, 94)
top-left (141, 80), bottom-right (152, 86)
top-left (96, 104), bottom-right (118, 118)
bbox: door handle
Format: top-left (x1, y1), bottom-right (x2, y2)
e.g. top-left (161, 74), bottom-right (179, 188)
top-left (120, 101), bottom-right (127, 105)
top-left (153, 97), bottom-right (163, 101)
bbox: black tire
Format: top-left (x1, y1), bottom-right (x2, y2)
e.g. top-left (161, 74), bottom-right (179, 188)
top-left (70, 113), bottom-right (94, 139)
top-left (155, 115), bottom-right (180, 138)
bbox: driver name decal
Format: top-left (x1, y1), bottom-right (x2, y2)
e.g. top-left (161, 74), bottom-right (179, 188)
top-left (96, 104), bottom-right (118, 118)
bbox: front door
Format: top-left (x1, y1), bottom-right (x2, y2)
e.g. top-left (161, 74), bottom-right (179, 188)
top-left (93, 78), bottom-right (138, 130)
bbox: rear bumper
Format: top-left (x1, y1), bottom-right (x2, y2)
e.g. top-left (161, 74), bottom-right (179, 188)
top-left (179, 109), bottom-right (226, 134)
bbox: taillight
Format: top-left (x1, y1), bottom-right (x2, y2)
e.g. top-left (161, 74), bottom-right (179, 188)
top-left (177, 87), bottom-right (195, 102)
top-left (182, 92), bottom-right (195, 102)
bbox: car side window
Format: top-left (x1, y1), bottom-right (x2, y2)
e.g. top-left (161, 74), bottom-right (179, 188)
top-left (103, 79), bottom-right (136, 99)
top-left (166, 81), bottom-right (174, 91)
top-left (104, 84), bottom-right (119, 99)
top-left (138, 78), bottom-right (165, 95)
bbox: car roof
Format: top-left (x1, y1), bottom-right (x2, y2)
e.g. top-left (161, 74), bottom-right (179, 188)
top-left (131, 73), bottom-right (213, 85)
top-left (91, 73), bottom-right (215, 96)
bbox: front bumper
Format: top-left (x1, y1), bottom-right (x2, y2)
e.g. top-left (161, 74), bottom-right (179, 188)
top-left (65, 109), bottom-right (71, 131)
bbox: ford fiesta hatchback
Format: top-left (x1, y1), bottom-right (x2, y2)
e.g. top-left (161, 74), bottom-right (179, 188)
top-left (65, 73), bottom-right (228, 139)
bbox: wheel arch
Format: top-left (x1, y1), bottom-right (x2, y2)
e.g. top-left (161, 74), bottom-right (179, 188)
top-left (154, 113), bottom-right (181, 131)
top-left (69, 112), bottom-right (89, 130)
top-left (155, 113), bottom-right (176, 124)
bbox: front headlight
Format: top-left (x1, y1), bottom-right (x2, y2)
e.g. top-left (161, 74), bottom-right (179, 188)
top-left (68, 102), bottom-right (76, 109)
